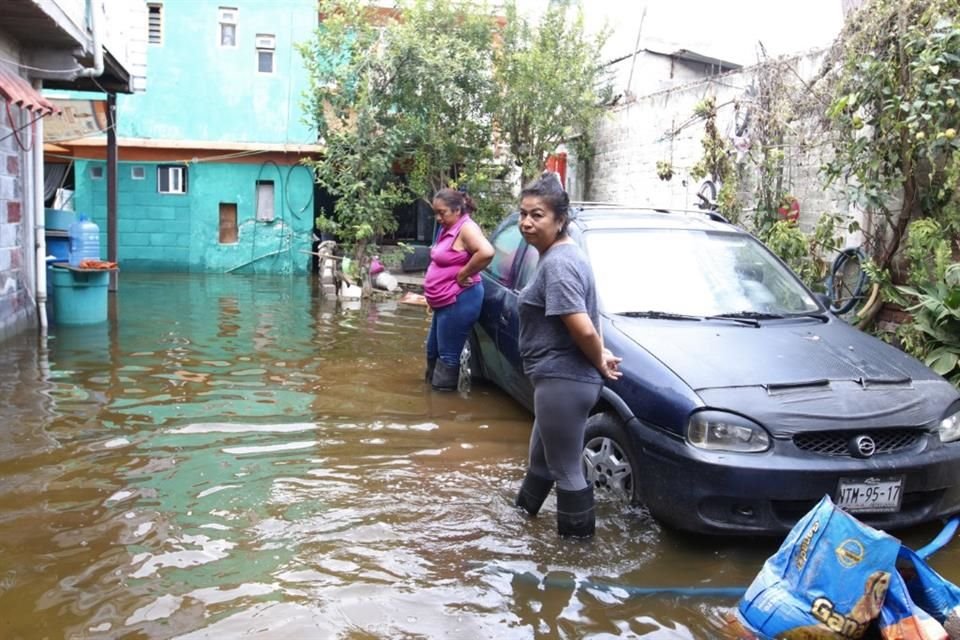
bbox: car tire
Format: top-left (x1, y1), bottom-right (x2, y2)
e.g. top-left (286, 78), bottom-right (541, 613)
top-left (463, 331), bottom-right (486, 383)
top-left (583, 412), bottom-right (641, 506)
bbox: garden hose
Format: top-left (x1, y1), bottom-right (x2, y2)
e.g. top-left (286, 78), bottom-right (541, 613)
top-left (854, 282), bottom-right (882, 329)
top-left (474, 515), bottom-right (960, 600)
top-left (827, 247), bottom-right (869, 314)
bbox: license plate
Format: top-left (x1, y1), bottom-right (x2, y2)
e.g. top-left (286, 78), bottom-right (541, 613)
top-left (836, 476), bottom-right (904, 513)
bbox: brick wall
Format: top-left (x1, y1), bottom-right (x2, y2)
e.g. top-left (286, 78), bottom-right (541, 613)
top-left (586, 50), bottom-right (857, 241)
top-left (0, 100), bottom-right (35, 342)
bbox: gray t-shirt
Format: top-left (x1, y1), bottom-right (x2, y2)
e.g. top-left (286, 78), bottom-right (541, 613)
top-left (518, 242), bottom-right (602, 383)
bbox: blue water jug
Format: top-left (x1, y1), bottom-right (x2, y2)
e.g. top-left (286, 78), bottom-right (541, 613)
top-left (68, 214), bottom-right (100, 267)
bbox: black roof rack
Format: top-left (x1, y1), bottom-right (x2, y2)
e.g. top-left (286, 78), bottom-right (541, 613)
top-left (569, 203), bottom-right (730, 225)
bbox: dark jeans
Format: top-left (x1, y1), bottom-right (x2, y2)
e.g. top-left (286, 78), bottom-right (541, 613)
top-left (426, 281), bottom-right (484, 367)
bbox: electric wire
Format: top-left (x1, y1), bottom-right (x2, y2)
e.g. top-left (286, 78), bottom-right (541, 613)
top-left (0, 108), bottom-right (44, 146)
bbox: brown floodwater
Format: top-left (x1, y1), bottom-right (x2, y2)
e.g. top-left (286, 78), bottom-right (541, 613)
top-left (0, 273), bottom-right (957, 639)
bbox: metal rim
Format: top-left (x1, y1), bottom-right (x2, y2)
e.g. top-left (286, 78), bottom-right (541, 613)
top-left (582, 435), bottom-right (634, 503)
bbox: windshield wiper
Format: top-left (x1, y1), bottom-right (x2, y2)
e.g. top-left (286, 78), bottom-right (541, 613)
top-left (709, 311), bottom-right (786, 320)
top-left (789, 311), bottom-right (830, 323)
top-left (703, 311), bottom-right (787, 327)
top-left (617, 311), bottom-right (703, 321)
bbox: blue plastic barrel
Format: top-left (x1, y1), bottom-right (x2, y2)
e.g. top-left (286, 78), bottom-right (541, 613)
top-left (49, 266), bottom-right (108, 324)
top-left (68, 214), bottom-right (100, 267)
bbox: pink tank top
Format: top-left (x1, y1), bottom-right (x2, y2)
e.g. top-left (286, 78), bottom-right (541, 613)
top-left (423, 214), bottom-right (481, 309)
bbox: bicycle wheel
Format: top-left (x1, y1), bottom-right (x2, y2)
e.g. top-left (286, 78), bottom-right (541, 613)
top-left (828, 248), bottom-right (868, 314)
top-left (696, 180), bottom-right (717, 210)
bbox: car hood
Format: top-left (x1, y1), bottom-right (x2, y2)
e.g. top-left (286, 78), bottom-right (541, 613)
top-left (611, 316), bottom-right (960, 434)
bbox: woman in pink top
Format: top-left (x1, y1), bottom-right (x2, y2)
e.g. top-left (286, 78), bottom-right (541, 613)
top-left (423, 189), bottom-right (494, 390)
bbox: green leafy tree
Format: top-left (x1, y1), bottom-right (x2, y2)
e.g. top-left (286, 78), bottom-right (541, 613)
top-left (493, 1), bottom-right (612, 185)
top-left (301, 0), bottom-right (505, 293)
top-left (300, 1), bottom-right (407, 295)
top-left (387, 0), bottom-right (509, 225)
top-left (822, 0), bottom-right (960, 277)
top-left (301, 0), bottom-right (612, 292)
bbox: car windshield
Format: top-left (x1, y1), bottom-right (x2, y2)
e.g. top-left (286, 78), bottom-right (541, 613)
top-left (584, 228), bottom-right (820, 316)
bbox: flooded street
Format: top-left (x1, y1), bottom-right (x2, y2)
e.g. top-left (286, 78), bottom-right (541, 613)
top-left (1, 273), bottom-right (957, 639)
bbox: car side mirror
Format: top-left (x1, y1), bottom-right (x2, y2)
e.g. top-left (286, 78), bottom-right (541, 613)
top-left (815, 292), bottom-right (832, 310)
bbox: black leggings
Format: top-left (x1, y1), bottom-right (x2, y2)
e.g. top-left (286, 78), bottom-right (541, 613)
top-left (526, 377), bottom-right (603, 492)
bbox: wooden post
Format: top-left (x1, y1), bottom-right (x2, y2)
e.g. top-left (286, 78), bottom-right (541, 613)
top-left (106, 93), bottom-right (118, 291)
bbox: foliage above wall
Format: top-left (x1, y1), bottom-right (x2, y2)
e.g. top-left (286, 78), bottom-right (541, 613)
top-left (818, 0), bottom-right (960, 383)
top-left (689, 97), bottom-right (742, 223)
top-left (821, 0), bottom-right (959, 273)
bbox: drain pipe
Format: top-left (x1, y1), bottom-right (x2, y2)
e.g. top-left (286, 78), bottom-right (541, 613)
top-left (32, 79), bottom-right (48, 331)
top-left (77, 0), bottom-right (104, 79)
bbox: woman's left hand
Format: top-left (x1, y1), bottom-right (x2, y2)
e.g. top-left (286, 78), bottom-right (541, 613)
top-left (600, 348), bottom-right (623, 381)
top-left (456, 270), bottom-right (472, 287)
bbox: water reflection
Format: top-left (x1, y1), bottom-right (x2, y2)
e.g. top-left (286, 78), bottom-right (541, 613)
top-left (0, 273), bottom-right (956, 638)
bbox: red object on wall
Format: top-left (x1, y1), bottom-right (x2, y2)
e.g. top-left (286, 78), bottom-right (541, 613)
top-left (545, 152), bottom-right (567, 188)
top-left (777, 195), bottom-right (801, 223)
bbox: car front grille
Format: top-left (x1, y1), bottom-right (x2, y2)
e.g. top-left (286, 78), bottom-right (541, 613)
top-left (792, 429), bottom-right (924, 456)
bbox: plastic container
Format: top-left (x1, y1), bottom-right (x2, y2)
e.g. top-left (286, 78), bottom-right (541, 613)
top-left (45, 234), bottom-right (70, 262)
top-left (45, 208), bottom-right (76, 231)
top-left (49, 266), bottom-right (109, 325)
top-left (68, 214), bottom-right (100, 267)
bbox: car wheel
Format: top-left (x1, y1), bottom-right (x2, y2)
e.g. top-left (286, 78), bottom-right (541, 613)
top-left (461, 332), bottom-right (485, 383)
top-left (582, 412), bottom-right (640, 505)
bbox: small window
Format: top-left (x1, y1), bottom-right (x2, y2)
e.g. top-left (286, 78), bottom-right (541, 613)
top-left (219, 203), bottom-right (238, 243)
top-left (219, 7), bottom-right (238, 47)
top-left (158, 165), bottom-right (187, 194)
top-left (131, 166), bottom-right (146, 180)
top-left (256, 34), bottom-right (275, 73)
top-left (148, 3), bottom-right (163, 45)
top-left (89, 165), bottom-right (104, 180)
top-left (256, 180), bottom-right (275, 221)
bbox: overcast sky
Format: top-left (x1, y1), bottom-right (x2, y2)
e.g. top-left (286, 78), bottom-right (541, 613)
top-left (518, 0), bottom-right (845, 66)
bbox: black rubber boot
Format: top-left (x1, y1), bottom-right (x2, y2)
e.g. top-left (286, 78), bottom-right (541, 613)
top-left (556, 487), bottom-right (595, 538)
top-left (431, 360), bottom-right (459, 391)
top-left (424, 358), bottom-right (437, 383)
top-left (515, 472), bottom-right (554, 516)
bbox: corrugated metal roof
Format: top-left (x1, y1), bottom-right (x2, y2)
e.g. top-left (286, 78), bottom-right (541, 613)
top-left (0, 68), bottom-right (60, 116)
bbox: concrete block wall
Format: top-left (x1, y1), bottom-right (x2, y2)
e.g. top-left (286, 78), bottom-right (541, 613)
top-left (74, 158), bottom-right (314, 273)
top-left (0, 101), bottom-right (35, 343)
top-left (587, 50), bottom-right (856, 241)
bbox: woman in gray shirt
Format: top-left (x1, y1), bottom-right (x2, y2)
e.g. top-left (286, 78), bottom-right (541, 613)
top-left (514, 173), bottom-right (622, 538)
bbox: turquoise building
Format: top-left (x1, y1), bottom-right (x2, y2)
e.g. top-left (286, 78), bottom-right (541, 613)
top-left (67, 0), bottom-right (322, 274)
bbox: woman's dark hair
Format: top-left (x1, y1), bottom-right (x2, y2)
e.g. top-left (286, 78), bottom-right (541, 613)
top-left (433, 188), bottom-right (477, 216)
top-left (520, 171), bottom-right (570, 233)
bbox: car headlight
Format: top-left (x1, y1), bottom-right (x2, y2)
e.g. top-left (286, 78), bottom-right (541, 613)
top-left (940, 407), bottom-right (960, 443)
top-left (687, 410), bottom-right (771, 453)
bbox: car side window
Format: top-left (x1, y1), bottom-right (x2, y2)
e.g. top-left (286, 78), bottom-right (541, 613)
top-left (487, 222), bottom-right (524, 287)
top-left (514, 245), bottom-right (540, 290)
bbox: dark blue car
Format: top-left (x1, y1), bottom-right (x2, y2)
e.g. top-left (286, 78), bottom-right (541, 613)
top-left (467, 206), bottom-right (960, 535)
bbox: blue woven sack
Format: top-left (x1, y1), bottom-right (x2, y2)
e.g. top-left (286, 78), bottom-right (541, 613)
top-left (896, 546), bottom-right (960, 637)
top-left (738, 495), bottom-right (901, 639)
top-left (878, 567), bottom-right (948, 640)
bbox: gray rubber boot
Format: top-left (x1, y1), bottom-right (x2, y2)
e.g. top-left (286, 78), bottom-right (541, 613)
top-left (515, 471), bottom-right (554, 516)
top-left (424, 358), bottom-right (437, 383)
top-left (556, 487), bottom-right (595, 538)
top-left (431, 360), bottom-right (459, 391)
